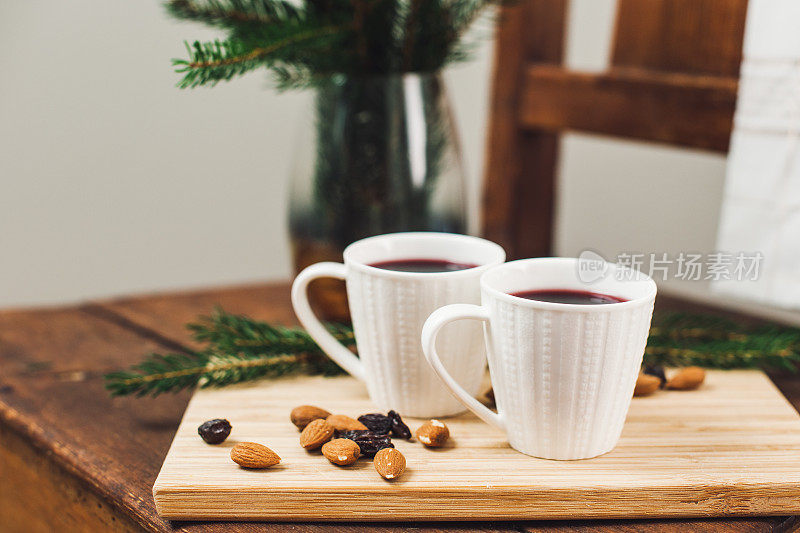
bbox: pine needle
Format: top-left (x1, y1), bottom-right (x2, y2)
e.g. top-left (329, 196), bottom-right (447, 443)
top-left (104, 307), bottom-right (353, 397)
top-left (644, 312), bottom-right (800, 372)
top-left (165, 0), bottom-right (499, 89)
top-left (105, 308), bottom-right (800, 398)
top-left (172, 22), bottom-right (347, 88)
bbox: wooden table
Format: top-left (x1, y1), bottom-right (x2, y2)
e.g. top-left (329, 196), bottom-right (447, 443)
top-left (1, 282), bottom-right (798, 533)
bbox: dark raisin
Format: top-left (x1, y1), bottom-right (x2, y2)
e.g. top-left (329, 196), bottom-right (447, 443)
top-left (358, 413), bottom-right (393, 435)
top-left (198, 418), bottom-right (232, 444)
top-left (340, 430), bottom-right (366, 440)
top-left (388, 410), bottom-right (411, 440)
top-left (340, 430), bottom-right (394, 457)
top-left (643, 365), bottom-right (667, 387)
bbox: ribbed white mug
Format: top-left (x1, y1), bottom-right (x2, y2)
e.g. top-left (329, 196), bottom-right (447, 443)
top-left (291, 232), bottom-right (506, 417)
top-left (422, 258), bottom-right (657, 459)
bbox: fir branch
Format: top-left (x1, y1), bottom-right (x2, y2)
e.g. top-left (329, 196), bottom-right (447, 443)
top-left (104, 351), bottom-right (211, 397)
top-left (188, 306), bottom-right (354, 355)
top-left (451, 0), bottom-right (494, 33)
top-left (104, 350), bottom-right (314, 397)
top-left (165, 0), bottom-right (500, 89)
top-left (644, 345), bottom-right (800, 372)
top-left (104, 308), bottom-right (353, 397)
top-left (173, 24), bottom-right (348, 88)
top-left (401, 0), bottom-right (421, 71)
top-left (106, 308), bottom-right (800, 399)
top-left (166, 0), bottom-right (301, 26)
top-left (644, 312), bottom-right (800, 372)
top-left (173, 39), bottom-right (264, 88)
top-left (444, 0), bottom-right (495, 64)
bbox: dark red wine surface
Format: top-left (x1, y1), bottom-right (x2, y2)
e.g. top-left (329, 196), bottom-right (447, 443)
top-left (369, 258), bottom-right (478, 273)
top-left (511, 289), bottom-right (627, 305)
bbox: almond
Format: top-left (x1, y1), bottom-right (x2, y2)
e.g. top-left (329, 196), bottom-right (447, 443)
top-left (666, 366), bottom-right (706, 390)
top-left (230, 442), bottom-right (280, 469)
top-left (415, 419), bottom-right (449, 447)
top-left (326, 414), bottom-right (368, 432)
top-left (633, 374), bottom-right (661, 397)
top-left (374, 447), bottom-right (406, 480)
top-left (290, 405), bottom-right (331, 430)
top-left (321, 438), bottom-right (360, 465)
top-left (299, 418), bottom-right (335, 449)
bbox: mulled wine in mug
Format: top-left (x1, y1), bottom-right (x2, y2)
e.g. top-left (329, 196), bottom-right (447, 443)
top-left (291, 232), bottom-right (506, 418)
top-left (422, 257), bottom-right (657, 460)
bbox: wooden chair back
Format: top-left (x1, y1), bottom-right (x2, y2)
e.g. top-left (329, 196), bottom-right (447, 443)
top-left (482, 0), bottom-right (749, 259)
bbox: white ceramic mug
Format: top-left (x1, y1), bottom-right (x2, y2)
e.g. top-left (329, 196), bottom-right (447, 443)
top-left (292, 232), bottom-right (506, 417)
top-left (422, 258), bottom-right (657, 459)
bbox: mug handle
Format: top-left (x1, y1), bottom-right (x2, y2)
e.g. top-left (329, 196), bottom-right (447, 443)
top-left (421, 304), bottom-right (505, 431)
top-left (291, 262), bottom-right (366, 382)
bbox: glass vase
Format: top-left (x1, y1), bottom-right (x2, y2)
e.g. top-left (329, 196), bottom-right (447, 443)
top-left (289, 72), bottom-right (468, 321)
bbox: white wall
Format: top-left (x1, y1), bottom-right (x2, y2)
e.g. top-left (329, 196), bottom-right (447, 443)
top-left (0, 1), bottom-right (492, 307)
top-left (556, 0), bottom-right (729, 298)
top-left (558, 0), bottom-right (800, 324)
top-left (3, 0), bottom-right (792, 321)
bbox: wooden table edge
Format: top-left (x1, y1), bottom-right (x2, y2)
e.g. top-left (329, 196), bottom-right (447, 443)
top-left (3, 282), bottom-right (800, 532)
top-left (0, 394), bottom-right (161, 531)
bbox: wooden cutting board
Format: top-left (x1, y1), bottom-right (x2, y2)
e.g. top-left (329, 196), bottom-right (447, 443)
top-left (153, 370), bottom-right (800, 521)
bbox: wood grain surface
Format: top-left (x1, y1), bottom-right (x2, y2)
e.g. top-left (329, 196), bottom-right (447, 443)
top-left (482, 0), bottom-right (565, 260)
top-left (519, 65), bottom-right (738, 152)
top-left (612, 0), bottom-right (748, 77)
top-left (1, 282), bottom-right (798, 532)
top-left (154, 370), bottom-right (800, 521)
top-left (482, 0), bottom-right (748, 260)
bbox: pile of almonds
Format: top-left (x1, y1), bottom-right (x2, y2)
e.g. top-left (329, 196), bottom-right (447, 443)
top-left (293, 405), bottom-right (450, 480)
top-left (202, 366), bottom-right (704, 474)
top-left (195, 405), bottom-right (450, 481)
top-left (633, 365), bottom-right (706, 397)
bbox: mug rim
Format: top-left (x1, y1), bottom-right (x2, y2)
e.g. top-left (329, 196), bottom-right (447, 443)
top-left (480, 257), bottom-right (657, 312)
top-left (343, 232), bottom-right (506, 279)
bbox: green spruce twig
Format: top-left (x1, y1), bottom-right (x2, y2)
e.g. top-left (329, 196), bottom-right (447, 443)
top-left (104, 351), bottom-right (212, 397)
top-left (166, 0), bottom-right (302, 27)
top-left (165, 0), bottom-right (500, 90)
top-left (644, 313), bottom-right (800, 372)
top-left (188, 306), bottom-right (354, 357)
top-left (104, 307), bottom-right (353, 397)
top-left (105, 308), bottom-right (800, 398)
top-left (173, 20), bottom-right (347, 88)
